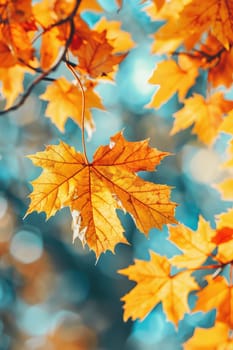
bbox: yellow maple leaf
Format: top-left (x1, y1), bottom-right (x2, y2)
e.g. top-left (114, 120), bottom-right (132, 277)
top-left (119, 251), bottom-right (198, 325)
top-left (27, 132), bottom-right (177, 257)
top-left (171, 92), bottom-right (233, 145)
top-left (0, 65), bottom-right (26, 108)
top-left (218, 179), bottom-right (233, 201)
top-left (147, 57), bottom-right (198, 109)
top-left (154, 0), bottom-right (233, 53)
top-left (94, 17), bottom-right (135, 54)
top-left (40, 26), bottom-right (64, 70)
top-left (184, 321), bottom-right (233, 350)
top-left (220, 110), bottom-right (233, 135)
top-left (169, 216), bottom-right (216, 269)
top-left (194, 276), bottom-right (233, 328)
top-left (40, 77), bottom-right (104, 138)
top-left (217, 140), bottom-right (233, 201)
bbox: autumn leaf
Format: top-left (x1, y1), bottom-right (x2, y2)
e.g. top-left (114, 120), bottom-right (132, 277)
top-left (218, 179), bottom-right (233, 201)
top-left (184, 321), bottom-right (233, 350)
top-left (194, 276), bottom-right (233, 328)
top-left (0, 41), bottom-right (17, 68)
top-left (215, 210), bottom-right (233, 264)
top-left (220, 110), bottom-right (233, 135)
top-left (27, 132), bottom-right (177, 257)
top-left (212, 227), bottom-right (233, 245)
top-left (169, 216), bottom-right (216, 269)
top-left (153, 0), bottom-right (233, 53)
top-left (147, 56), bottom-right (198, 109)
top-left (94, 17), bottom-right (135, 54)
top-left (78, 0), bottom-right (103, 13)
top-left (217, 140), bottom-right (233, 201)
top-left (75, 31), bottom-right (127, 78)
top-left (1, 23), bottom-right (34, 64)
top-left (199, 35), bottom-right (233, 88)
top-left (171, 92), bottom-right (233, 144)
top-left (40, 77), bottom-right (104, 137)
top-left (119, 251), bottom-right (198, 324)
top-left (33, 0), bottom-right (57, 28)
top-left (40, 26), bottom-right (64, 70)
top-left (0, 65), bottom-right (26, 108)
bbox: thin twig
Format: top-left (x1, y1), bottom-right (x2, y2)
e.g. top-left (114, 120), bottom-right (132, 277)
top-left (65, 60), bottom-right (88, 163)
top-left (0, 0), bottom-right (82, 116)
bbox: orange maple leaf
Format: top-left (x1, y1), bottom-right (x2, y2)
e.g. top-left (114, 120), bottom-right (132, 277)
top-left (171, 92), bottom-right (233, 145)
top-left (0, 23), bottom-right (34, 66)
top-left (76, 31), bottom-right (127, 78)
top-left (94, 17), bottom-right (135, 54)
top-left (147, 56), bottom-right (198, 109)
top-left (26, 132), bottom-right (177, 257)
top-left (153, 0), bottom-right (233, 53)
top-left (199, 35), bottom-right (233, 88)
top-left (40, 77), bottom-right (104, 137)
top-left (169, 214), bottom-right (233, 266)
top-left (78, 0), bottom-right (103, 13)
top-left (40, 26), bottom-right (65, 70)
top-left (119, 251), bottom-right (198, 324)
top-left (184, 321), bottom-right (233, 350)
top-left (212, 227), bottom-right (233, 245)
top-left (194, 276), bottom-right (233, 328)
top-left (169, 216), bottom-right (216, 269)
top-left (215, 210), bottom-right (233, 264)
top-left (0, 65), bottom-right (26, 108)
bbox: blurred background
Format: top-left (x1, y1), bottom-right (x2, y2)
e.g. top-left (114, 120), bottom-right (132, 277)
top-left (0, 0), bottom-right (232, 349)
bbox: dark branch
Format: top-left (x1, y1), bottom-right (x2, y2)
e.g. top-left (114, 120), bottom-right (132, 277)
top-left (0, 0), bottom-right (81, 116)
top-left (62, 58), bottom-right (77, 67)
top-left (172, 46), bottom-right (228, 65)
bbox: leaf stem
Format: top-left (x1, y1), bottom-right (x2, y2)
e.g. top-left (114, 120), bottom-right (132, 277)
top-left (66, 61), bottom-right (88, 163)
top-left (230, 263), bottom-right (233, 286)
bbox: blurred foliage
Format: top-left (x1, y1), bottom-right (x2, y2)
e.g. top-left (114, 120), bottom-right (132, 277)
top-left (0, 0), bottom-right (232, 349)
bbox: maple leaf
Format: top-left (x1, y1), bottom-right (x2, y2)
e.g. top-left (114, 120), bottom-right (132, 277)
top-left (26, 132), bottom-right (177, 257)
top-left (217, 179), bottom-right (233, 201)
top-left (75, 31), bottom-right (127, 78)
top-left (194, 276), bottom-right (233, 328)
top-left (0, 41), bottom-right (17, 68)
top-left (0, 65), bottom-right (26, 108)
top-left (199, 35), bottom-right (233, 88)
top-left (171, 92), bottom-right (233, 145)
top-left (169, 216), bottom-right (216, 269)
top-left (0, 0), bottom-right (36, 31)
top-left (220, 110), bottom-right (233, 135)
top-left (215, 210), bottom-right (233, 264)
top-left (94, 17), bottom-right (135, 54)
top-left (40, 26), bottom-right (64, 70)
top-left (212, 227), bottom-right (233, 245)
top-left (78, 0), bottom-right (103, 13)
top-left (154, 0), bottom-right (233, 53)
top-left (217, 140), bottom-right (233, 201)
top-left (119, 251), bottom-right (198, 325)
top-left (147, 56), bottom-right (198, 109)
top-left (1, 23), bottom-right (34, 64)
top-left (184, 321), bottom-right (233, 350)
top-left (40, 77), bottom-right (104, 137)
top-left (33, 0), bottom-right (57, 28)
